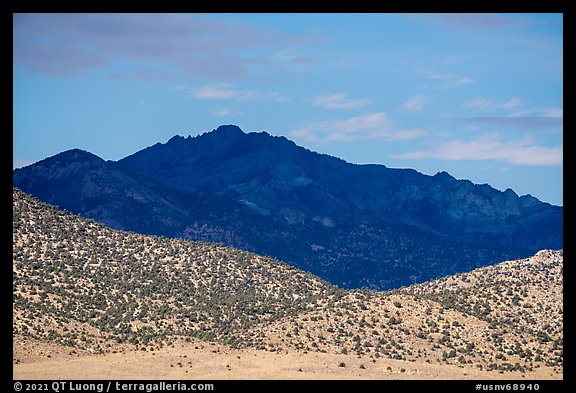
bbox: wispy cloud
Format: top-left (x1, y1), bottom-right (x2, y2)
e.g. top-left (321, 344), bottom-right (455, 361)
top-left (454, 77), bottom-right (474, 86)
top-left (13, 13), bottom-right (311, 79)
top-left (406, 13), bottom-right (535, 29)
top-left (462, 96), bottom-right (493, 110)
top-left (417, 69), bottom-right (474, 89)
top-left (396, 133), bottom-right (562, 166)
top-left (403, 95), bottom-right (426, 113)
top-left (213, 108), bottom-right (244, 117)
top-left (448, 116), bottom-right (562, 130)
top-left (191, 84), bottom-right (289, 102)
top-left (539, 107), bottom-right (563, 118)
top-left (193, 84), bottom-right (247, 100)
top-left (462, 96), bottom-right (523, 110)
top-left (290, 113), bottom-right (428, 143)
top-left (458, 98), bottom-right (562, 129)
top-left (501, 96), bottom-right (522, 109)
top-left (108, 68), bottom-right (173, 81)
top-left (312, 93), bottom-right (370, 110)
top-left (272, 48), bottom-right (311, 64)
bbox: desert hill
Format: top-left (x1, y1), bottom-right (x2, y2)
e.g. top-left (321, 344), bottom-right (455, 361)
top-left (13, 187), bottom-right (338, 352)
top-left (13, 188), bottom-right (562, 379)
top-left (250, 250), bottom-right (562, 375)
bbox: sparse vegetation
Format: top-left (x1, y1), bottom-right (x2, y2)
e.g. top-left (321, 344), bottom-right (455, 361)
top-left (12, 188), bottom-right (335, 352)
top-left (12, 187), bottom-right (563, 378)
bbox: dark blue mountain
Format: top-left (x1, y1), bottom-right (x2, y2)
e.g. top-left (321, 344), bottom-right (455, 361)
top-left (13, 125), bottom-right (563, 289)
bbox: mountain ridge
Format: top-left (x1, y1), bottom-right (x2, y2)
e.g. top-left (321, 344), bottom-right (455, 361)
top-left (13, 124), bottom-right (563, 289)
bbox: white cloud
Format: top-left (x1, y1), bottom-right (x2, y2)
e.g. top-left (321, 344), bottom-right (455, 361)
top-left (403, 95), bottom-right (426, 113)
top-left (540, 107), bottom-right (563, 118)
top-left (313, 93), bottom-right (370, 110)
top-left (396, 133), bottom-right (562, 167)
top-left (272, 48), bottom-right (310, 64)
top-left (213, 108), bottom-right (244, 117)
top-left (462, 96), bottom-right (524, 111)
top-left (191, 84), bottom-right (289, 102)
top-left (462, 96), bottom-right (493, 109)
top-left (506, 106), bottom-right (563, 121)
top-left (193, 84), bottom-right (242, 99)
top-left (500, 96), bottom-right (522, 109)
top-left (449, 116), bottom-right (562, 130)
top-left (421, 70), bottom-right (451, 80)
top-left (13, 13), bottom-right (313, 79)
top-left (407, 13), bottom-right (530, 29)
top-left (290, 112), bottom-right (428, 143)
top-left (454, 77), bottom-right (475, 86)
top-left (417, 69), bottom-right (475, 89)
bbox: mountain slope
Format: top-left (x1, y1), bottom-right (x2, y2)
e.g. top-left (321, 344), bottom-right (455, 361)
top-left (13, 125), bottom-right (563, 289)
top-left (117, 125), bottom-right (561, 249)
top-left (12, 188), bottom-right (562, 377)
top-left (13, 187), bottom-right (338, 350)
top-left (246, 250), bottom-right (563, 373)
top-left (10, 148), bottom-right (275, 244)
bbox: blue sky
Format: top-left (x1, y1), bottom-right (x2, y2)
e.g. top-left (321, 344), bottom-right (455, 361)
top-left (13, 13), bottom-right (563, 206)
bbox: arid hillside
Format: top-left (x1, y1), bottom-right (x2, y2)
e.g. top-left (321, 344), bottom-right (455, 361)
top-left (249, 250), bottom-right (562, 376)
top-left (13, 188), bottom-right (562, 379)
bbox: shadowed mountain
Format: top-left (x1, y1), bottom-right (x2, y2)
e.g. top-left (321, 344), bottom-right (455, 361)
top-left (13, 125), bottom-right (562, 289)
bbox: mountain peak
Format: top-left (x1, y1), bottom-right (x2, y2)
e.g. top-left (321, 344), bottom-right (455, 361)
top-left (188, 124), bottom-right (247, 152)
top-left (163, 125), bottom-right (246, 150)
top-left (30, 148), bottom-right (104, 168)
top-left (59, 148), bottom-right (102, 160)
top-left (212, 124), bottom-right (245, 138)
top-left (433, 171), bottom-right (454, 181)
top-left (167, 135), bottom-right (185, 144)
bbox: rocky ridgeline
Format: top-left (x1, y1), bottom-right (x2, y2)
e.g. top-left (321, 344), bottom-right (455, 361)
top-left (13, 125), bottom-right (563, 290)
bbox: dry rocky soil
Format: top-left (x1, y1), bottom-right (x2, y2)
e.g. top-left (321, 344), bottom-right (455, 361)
top-left (13, 336), bottom-right (561, 380)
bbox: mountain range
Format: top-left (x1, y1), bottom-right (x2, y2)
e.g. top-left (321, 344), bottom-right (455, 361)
top-left (12, 124), bottom-right (563, 289)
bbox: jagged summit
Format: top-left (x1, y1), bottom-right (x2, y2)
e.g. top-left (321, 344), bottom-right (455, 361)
top-left (212, 124), bottom-right (245, 136)
top-left (194, 124), bottom-right (246, 148)
top-left (433, 171), bottom-right (454, 181)
top-left (13, 125), bottom-right (563, 289)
